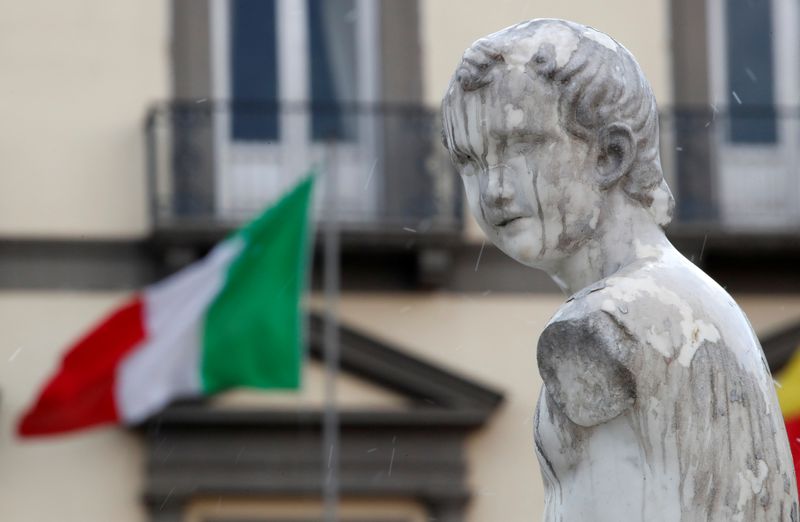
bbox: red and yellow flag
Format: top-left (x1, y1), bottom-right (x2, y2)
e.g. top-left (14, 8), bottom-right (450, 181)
top-left (775, 348), bottom-right (800, 484)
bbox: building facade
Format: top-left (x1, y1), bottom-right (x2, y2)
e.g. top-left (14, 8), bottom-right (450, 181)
top-left (2, 1), bottom-right (800, 521)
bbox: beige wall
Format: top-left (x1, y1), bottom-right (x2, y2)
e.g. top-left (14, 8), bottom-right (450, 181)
top-left (0, 1), bottom-right (169, 239)
top-left (420, 0), bottom-right (672, 107)
top-left (0, 292), bottom-right (146, 522)
top-left (4, 290), bottom-right (798, 522)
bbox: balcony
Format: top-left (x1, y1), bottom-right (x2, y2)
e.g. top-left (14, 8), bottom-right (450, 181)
top-left (147, 102), bottom-right (800, 236)
top-left (145, 101), bottom-right (462, 249)
top-left (144, 102), bottom-right (800, 283)
top-left (662, 106), bottom-right (800, 235)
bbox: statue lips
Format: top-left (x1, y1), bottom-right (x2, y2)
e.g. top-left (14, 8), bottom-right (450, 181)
top-left (492, 213), bottom-right (530, 230)
top-left (496, 216), bottom-right (525, 227)
top-left (485, 204), bottom-right (531, 229)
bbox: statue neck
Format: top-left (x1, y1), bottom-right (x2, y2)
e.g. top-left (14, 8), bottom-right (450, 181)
top-left (546, 196), bottom-right (673, 296)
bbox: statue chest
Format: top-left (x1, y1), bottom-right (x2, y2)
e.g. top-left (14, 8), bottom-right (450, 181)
top-left (533, 389), bottom-right (643, 479)
top-left (532, 354), bottom-right (799, 521)
top-left (533, 388), bottom-right (692, 520)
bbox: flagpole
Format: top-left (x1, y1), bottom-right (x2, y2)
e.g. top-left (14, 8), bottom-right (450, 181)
top-left (322, 139), bottom-right (340, 522)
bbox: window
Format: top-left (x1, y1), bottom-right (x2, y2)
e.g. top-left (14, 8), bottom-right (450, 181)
top-left (213, 0), bottom-right (381, 218)
top-left (308, 0), bottom-right (359, 141)
top-left (229, 0), bottom-right (359, 143)
top-left (725, 0), bottom-right (776, 143)
top-left (231, 0), bottom-right (279, 141)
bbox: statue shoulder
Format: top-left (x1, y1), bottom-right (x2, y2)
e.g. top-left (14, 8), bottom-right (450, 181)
top-left (538, 288), bottom-right (638, 427)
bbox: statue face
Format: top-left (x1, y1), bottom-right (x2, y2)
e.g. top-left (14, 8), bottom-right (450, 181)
top-left (443, 69), bottom-right (603, 268)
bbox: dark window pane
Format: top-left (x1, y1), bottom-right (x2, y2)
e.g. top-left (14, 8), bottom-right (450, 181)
top-left (725, 0), bottom-right (776, 143)
top-left (231, 0), bottom-right (279, 141)
top-left (308, 0), bottom-right (358, 141)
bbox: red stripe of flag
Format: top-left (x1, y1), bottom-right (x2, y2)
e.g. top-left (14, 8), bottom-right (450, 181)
top-left (786, 416), bottom-right (800, 488)
top-left (18, 297), bottom-right (146, 437)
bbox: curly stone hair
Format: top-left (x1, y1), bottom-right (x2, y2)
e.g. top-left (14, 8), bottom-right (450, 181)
top-left (443, 19), bottom-right (674, 226)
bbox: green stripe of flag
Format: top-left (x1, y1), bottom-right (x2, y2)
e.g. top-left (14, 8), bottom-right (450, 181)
top-left (201, 176), bottom-right (314, 394)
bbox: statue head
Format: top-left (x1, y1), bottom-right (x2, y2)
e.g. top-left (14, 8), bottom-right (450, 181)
top-left (442, 19), bottom-right (674, 269)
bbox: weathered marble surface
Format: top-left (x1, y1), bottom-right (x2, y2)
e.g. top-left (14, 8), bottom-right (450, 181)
top-left (441, 18), bottom-right (798, 521)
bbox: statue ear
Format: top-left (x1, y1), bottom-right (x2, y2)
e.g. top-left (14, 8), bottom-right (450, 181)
top-left (595, 123), bottom-right (635, 189)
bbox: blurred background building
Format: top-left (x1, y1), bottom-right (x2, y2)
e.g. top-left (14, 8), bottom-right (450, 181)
top-left (1, 1), bottom-right (800, 521)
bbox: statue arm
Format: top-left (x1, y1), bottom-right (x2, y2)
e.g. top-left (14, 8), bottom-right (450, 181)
top-left (537, 311), bottom-right (637, 427)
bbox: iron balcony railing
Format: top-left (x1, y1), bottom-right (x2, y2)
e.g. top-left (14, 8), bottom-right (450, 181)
top-left (145, 102), bottom-right (800, 238)
top-left (661, 106), bottom-right (800, 232)
top-left (144, 101), bottom-right (462, 239)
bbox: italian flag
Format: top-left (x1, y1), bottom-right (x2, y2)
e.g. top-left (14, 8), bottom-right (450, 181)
top-left (19, 177), bottom-right (314, 437)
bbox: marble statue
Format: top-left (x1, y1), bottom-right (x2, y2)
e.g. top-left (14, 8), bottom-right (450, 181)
top-left (441, 19), bottom-right (798, 521)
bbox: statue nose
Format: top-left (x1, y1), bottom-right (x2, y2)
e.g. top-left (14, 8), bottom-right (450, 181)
top-left (482, 165), bottom-right (515, 207)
